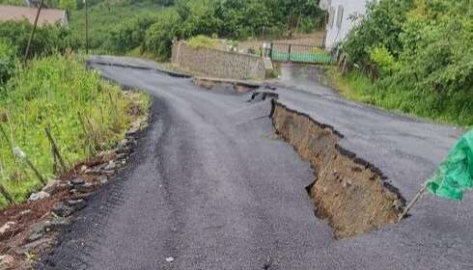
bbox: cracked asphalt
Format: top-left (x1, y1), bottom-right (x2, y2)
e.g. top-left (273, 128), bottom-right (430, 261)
top-left (38, 58), bottom-right (473, 270)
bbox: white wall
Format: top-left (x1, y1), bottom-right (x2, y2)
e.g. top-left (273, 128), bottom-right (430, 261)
top-left (324, 0), bottom-right (367, 49)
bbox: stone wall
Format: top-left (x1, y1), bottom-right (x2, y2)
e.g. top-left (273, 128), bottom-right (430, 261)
top-left (172, 41), bottom-right (267, 80)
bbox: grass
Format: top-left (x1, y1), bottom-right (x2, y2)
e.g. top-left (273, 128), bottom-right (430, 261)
top-left (0, 55), bottom-right (150, 208)
top-left (187, 35), bottom-right (220, 49)
top-left (69, 2), bottom-right (163, 52)
top-left (328, 68), bottom-right (473, 128)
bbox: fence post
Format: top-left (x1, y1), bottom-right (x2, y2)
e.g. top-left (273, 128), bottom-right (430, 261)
top-left (24, 0), bottom-right (45, 63)
top-left (45, 127), bottom-right (67, 173)
top-left (288, 44), bottom-right (292, 62)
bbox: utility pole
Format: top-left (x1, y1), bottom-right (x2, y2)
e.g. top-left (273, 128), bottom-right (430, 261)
top-left (24, 0), bottom-right (45, 63)
top-left (85, 0), bottom-right (89, 54)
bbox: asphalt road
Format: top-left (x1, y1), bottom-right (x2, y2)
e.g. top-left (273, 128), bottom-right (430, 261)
top-left (38, 58), bottom-right (472, 270)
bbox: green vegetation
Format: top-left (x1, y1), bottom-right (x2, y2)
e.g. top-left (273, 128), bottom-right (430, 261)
top-left (0, 21), bottom-right (78, 58)
top-left (68, 0), bottom-right (324, 59)
top-left (0, 41), bottom-right (17, 84)
top-left (0, 0), bottom-right (24, 5)
top-left (339, 0), bottom-right (473, 127)
top-left (187, 35), bottom-right (219, 49)
top-left (0, 0), bottom-right (77, 10)
top-left (0, 55), bottom-right (150, 207)
top-left (69, 1), bottom-right (163, 52)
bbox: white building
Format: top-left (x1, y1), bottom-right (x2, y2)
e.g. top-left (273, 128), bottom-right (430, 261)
top-left (319, 0), bottom-right (368, 49)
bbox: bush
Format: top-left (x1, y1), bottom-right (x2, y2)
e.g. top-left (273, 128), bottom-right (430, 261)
top-left (340, 0), bottom-right (473, 126)
top-left (0, 41), bottom-right (17, 84)
top-left (0, 21), bottom-right (78, 58)
top-left (107, 15), bottom-right (158, 54)
top-left (144, 10), bottom-right (181, 60)
top-left (187, 35), bottom-right (219, 49)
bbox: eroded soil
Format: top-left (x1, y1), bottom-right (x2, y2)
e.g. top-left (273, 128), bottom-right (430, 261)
top-left (271, 100), bottom-right (405, 239)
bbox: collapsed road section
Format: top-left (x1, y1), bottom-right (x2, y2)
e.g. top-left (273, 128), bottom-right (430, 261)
top-left (270, 100), bottom-right (406, 239)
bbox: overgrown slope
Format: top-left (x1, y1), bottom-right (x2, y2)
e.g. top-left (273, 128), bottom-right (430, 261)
top-left (338, 0), bottom-right (472, 127)
top-left (0, 55), bottom-right (149, 207)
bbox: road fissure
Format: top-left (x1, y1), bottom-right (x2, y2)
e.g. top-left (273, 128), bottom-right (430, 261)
top-left (270, 100), bottom-right (406, 239)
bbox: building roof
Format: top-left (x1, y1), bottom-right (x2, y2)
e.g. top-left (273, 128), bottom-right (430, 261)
top-left (0, 5), bottom-right (67, 26)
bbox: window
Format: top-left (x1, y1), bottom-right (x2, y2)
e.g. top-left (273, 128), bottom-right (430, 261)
top-left (336, 5), bottom-right (344, 28)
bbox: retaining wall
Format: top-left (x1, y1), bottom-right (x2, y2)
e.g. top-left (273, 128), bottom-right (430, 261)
top-left (172, 41), bottom-right (267, 80)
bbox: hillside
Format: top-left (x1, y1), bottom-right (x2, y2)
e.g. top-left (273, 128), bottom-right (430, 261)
top-left (69, 1), bottom-right (164, 52)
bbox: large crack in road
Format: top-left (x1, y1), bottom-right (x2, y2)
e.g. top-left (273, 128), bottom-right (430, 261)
top-left (271, 101), bottom-right (404, 239)
top-left (37, 59), bottom-right (473, 270)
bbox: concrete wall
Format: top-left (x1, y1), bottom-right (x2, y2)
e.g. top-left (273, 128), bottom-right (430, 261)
top-left (172, 41), bottom-right (267, 80)
top-left (324, 0), bottom-right (368, 49)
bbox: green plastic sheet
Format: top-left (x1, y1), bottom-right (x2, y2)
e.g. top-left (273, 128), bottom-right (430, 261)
top-left (427, 129), bottom-right (473, 200)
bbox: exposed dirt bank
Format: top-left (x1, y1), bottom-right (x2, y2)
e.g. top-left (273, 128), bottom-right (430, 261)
top-left (192, 77), bottom-right (261, 93)
top-left (271, 100), bottom-right (405, 239)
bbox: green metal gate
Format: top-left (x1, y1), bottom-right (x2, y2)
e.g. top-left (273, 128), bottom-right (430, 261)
top-left (268, 42), bottom-right (334, 64)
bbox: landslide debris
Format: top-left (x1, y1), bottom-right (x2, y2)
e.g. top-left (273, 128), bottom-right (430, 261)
top-left (271, 101), bottom-right (405, 239)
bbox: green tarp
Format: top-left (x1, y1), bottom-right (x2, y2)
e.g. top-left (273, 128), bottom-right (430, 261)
top-left (427, 129), bottom-right (473, 200)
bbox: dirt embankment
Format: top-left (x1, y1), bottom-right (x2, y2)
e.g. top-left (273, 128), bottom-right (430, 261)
top-left (271, 101), bottom-right (405, 239)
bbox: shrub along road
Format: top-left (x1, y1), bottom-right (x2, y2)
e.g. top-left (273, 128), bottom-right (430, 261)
top-left (38, 59), bottom-right (472, 270)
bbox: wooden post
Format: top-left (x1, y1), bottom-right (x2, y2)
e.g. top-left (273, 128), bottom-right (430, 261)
top-left (24, 0), bottom-right (45, 63)
top-left (85, 0), bottom-right (89, 54)
top-left (45, 127), bottom-right (67, 172)
top-left (288, 44), bottom-right (292, 62)
top-left (13, 147), bottom-right (47, 186)
top-left (399, 183), bottom-right (428, 222)
top-left (25, 157), bottom-right (47, 186)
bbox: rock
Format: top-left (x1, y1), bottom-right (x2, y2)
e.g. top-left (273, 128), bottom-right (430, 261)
top-left (53, 199), bottom-right (87, 217)
top-left (119, 139), bottom-right (128, 148)
top-left (20, 210), bottom-right (31, 216)
top-left (0, 222), bottom-right (17, 241)
top-left (104, 160), bottom-right (116, 171)
top-left (0, 255), bottom-right (15, 268)
top-left (48, 218), bottom-right (70, 229)
top-left (71, 178), bottom-right (85, 186)
top-left (16, 238), bottom-right (53, 255)
top-left (52, 202), bottom-right (75, 218)
top-left (115, 153), bottom-right (127, 160)
top-left (26, 231), bottom-right (43, 243)
top-left (127, 138), bottom-right (137, 147)
top-left (0, 221), bottom-right (16, 234)
top-left (26, 222), bottom-right (51, 243)
top-left (97, 175), bottom-right (108, 185)
top-left (116, 144), bottom-right (129, 154)
top-left (43, 182), bottom-right (71, 195)
top-left (75, 183), bottom-right (96, 194)
top-left (66, 199), bottom-right (87, 212)
top-left (80, 165), bottom-right (88, 172)
top-left (165, 257), bottom-right (174, 263)
top-left (28, 191), bottom-right (50, 202)
top-left (126, 126), bottom-right (140, 137)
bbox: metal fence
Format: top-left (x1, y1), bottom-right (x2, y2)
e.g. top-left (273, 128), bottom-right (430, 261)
top-left (267, 42), bottom-right (334, 64)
